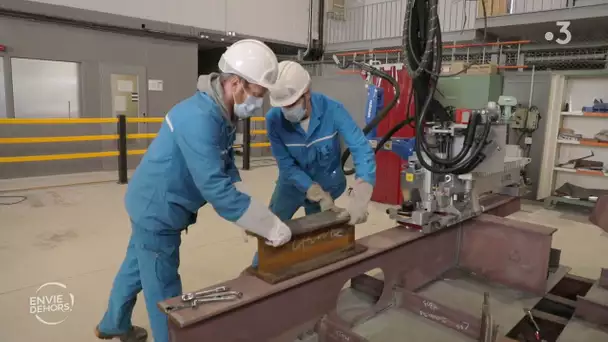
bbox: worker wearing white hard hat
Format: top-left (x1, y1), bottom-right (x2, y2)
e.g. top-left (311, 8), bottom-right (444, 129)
top-left (251, 60), bottom-right (376, 268)
top-left (95, 39), bottom-right (292, 342)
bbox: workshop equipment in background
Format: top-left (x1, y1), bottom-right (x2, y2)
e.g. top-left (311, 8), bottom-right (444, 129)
top-left (337, 58), bottom-right (529, 233)
top-left (557, 128), bottom-right (582, 142)
top-left (556, 151), bottom-right (596, 168)
top-left (441, 61), bottom-right (467, 75)
top-left (582, 99), bottom-right (608, 113)
top-left (383, 101), bottom-right (530, 233)
top-left (510, 104), bottom-right (541, 132)
top-left (370, 64), bottom-right (415, 205)
top-left (595, 129), bottom-right (608, 142)
top-left (477, 0), bottom-right (509, 17)
top-left (364, 83), bottom-right (383, 140)
top-left (466, 63), bottom-right (499, 76)
top-left (244, 210), bottom-right (366, 284)
top-left (436, 74), bottom-right (503, 110)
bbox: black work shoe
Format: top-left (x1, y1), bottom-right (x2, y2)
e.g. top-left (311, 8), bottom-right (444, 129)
top-left (95, 325), bottom-right (148, 342)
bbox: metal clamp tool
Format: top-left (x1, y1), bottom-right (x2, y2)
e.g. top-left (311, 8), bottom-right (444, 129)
top-left (181, 286), bottom-right (236, 302)
top-left (166, 293), bottom-right (242, 312)
top-left (166, 286), bottom-right (244, 312)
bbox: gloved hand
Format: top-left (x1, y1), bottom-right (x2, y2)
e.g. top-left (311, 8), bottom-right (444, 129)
top-left (306, 183), bottom-right (335, 212)
top-left (235, 198), bottom-right (292, 247)
top-left (338, 179), bottom-right (374, 225)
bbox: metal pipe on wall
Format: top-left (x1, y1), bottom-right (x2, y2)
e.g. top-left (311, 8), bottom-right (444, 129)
top-left (317, 0), bottom-right (325, 57)
top-left (300, 0), bottom-right (316, 60)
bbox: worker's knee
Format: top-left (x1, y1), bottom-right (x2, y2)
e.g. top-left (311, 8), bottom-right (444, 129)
top-left (133, 231), bottom-right (182, 294)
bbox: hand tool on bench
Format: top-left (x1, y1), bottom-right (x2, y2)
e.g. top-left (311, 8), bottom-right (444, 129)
top-left (181, 286), bottom-right (242, 302)
top-left (166, 294), bottom-right (242, 312)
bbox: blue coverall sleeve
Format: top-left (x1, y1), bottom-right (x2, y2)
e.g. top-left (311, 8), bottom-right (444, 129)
top-left (266, 114), bottom-right (314, 193)
top-left (333, 104), bottom-right (377, 186)
top-left (226, 150), bottom-right (242, 183)
top-left (172, 114), bottom-right (250, 222)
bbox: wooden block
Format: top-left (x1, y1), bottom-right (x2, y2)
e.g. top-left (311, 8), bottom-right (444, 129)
top-left (477, 0), bottom-right (509, 17)
top-left (441, 61), bottom-right (467, 75)
top-left (467, 63), bottom-right (498, 75)
top-left (248, 211), bottom-right (367, 283)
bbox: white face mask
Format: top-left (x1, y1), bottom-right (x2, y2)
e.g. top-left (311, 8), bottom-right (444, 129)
top-left (233, 83), bottom-right (263, 119)
top-left (282, 99), bottom-right (307, 123)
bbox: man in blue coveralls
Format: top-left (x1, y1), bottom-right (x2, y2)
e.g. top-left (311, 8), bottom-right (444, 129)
top-left (251, 61), bottom-right (376, 267)
top-left (95, 39), bottom-right (292, 342)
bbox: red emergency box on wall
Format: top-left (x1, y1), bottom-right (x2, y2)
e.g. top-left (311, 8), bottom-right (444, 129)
top-left (369, 65), bottom-right (415, 205)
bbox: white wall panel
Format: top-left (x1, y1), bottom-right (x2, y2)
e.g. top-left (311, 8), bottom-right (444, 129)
top-left (163, 0), bottom-right (226, 31)
top-left (226, 0), bottom-right (310, 44)
top-left (24, 0), bottom-right (307, 43)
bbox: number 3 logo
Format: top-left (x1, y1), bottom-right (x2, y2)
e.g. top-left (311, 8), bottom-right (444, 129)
top-left (556, 21), bottom-right (572, 45)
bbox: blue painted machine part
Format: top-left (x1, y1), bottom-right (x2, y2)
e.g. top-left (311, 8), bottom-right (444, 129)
top-left (365, 85), bottom-right (384, 139)
top-left (370, 137), bottom-right (416, 161)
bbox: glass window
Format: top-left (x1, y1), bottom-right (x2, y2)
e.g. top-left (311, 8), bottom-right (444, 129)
top-left (0, 58), bottom-right (6, 118)
top-left (11, 58), bottom-right (81, 118)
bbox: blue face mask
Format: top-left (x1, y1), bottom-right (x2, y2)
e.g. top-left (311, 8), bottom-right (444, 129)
top-left (282, 100), bottom-right (307, 123)
top-left (234, 83), bottom-right (263, 119)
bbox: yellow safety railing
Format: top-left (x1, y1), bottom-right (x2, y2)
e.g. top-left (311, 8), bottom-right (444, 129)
top-left (0, 117), bottom-right (164, 125)
top-left (0, 133), bottom-right (157, 144)
top-left (0, 115), bottom-right (271, 180)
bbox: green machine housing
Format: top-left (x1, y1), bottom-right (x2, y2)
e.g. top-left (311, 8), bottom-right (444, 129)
top-left (436, 74), bottom-right (503, 109)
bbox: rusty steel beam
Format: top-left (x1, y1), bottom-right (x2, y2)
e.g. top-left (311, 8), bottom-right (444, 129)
top-left (160, 195), bottom-right (526, 342)
top-left (574, 296), bottom-right (608, 330)
top-left (600, 268), bottom-right (608, 289)
top-left (400, 290), bottom-right (482, 340)
top-left (589, 196), bottom-right (608, 233)
top-left (458, 214), bottom-right (557, 295)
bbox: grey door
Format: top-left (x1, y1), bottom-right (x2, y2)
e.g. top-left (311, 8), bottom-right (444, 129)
top-left (99, 64), bottom-right (148, 171)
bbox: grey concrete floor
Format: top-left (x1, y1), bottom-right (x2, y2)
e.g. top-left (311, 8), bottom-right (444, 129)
top-left (0, 166), bottom-right (607, 342)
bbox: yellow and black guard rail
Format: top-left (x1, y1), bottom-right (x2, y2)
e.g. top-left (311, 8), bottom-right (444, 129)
top-left (0, 115), bottom-right (270, 183)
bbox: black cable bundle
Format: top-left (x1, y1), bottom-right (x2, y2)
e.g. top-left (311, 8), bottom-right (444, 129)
top-left (334, 59), bottom-right (402, 175)
top-left (402, 0), bottom-right (492, 175)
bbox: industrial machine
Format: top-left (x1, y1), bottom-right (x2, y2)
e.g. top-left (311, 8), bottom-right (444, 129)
top-left (383, 102), bottom-right (531, 233)
top-left (337, 56), bottom-right (530, 234)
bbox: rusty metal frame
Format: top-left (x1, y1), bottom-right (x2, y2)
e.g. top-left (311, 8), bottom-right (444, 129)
top-left (160, 196), bottom-right (565, 342)
top-left (600, 268), bottom-right (608, 289)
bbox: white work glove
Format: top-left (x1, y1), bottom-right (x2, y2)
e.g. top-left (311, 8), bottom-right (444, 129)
top-left (306, 183), bottom-right (336, 212)
top-left (338, 179), bottom-right (374, 225)
top-left (235, 198), bottom-right (292, 247)
top-left (234, 182), bottom-right (250, 243)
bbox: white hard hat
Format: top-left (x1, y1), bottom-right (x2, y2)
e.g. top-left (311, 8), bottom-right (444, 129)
top-left (218, 39), bottom-right (279, 89)
top-left (269, 61), bottom-right (312, 107)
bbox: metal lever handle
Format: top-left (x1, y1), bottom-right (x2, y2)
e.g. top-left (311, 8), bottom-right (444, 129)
top-left (181, 286), bottom-right (229, 302)
top-left (191, 294), bottom-right (241, 308)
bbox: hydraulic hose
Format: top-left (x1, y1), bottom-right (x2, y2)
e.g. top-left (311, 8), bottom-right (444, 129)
top-left (403, 0), bottom-right (492, 174)
top-left (334, 58), bottom-right (401, 175)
